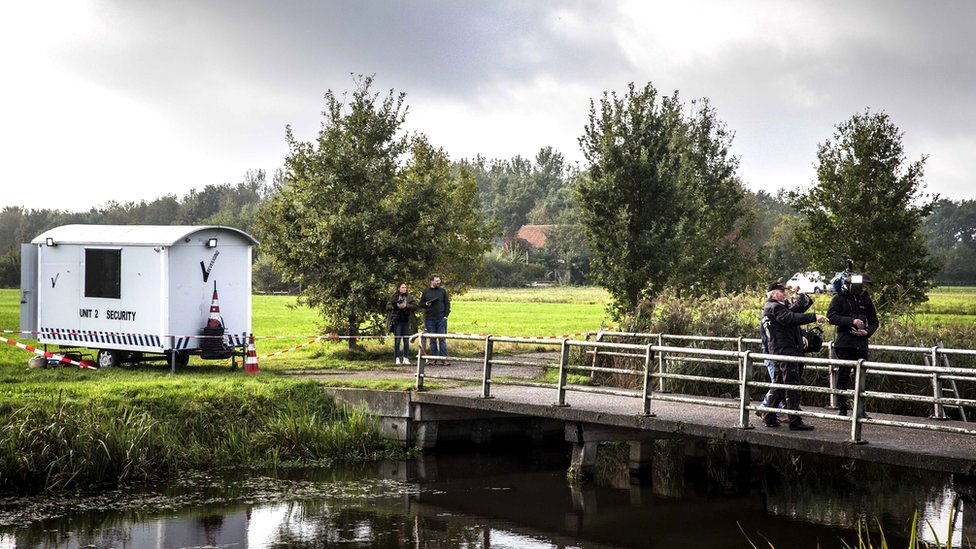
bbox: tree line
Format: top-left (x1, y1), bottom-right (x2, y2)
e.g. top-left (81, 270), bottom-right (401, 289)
top-left (1, 77), bottom-right (974, 335)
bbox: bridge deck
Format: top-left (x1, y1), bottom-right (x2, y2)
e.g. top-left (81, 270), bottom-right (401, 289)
top-left (414, 380), bottom-right (976, 474)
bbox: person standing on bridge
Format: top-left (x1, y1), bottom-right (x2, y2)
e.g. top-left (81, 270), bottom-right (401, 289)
top-left (761, 281), bottom-right (826, 430)
top-left (420, 274), bottom-right (451, 366)
top-left (758, 283), bottom-right (815, 419)
top-left (827, 272), bottom-right (878, 416)
top-left (387, 282), bottom-right (418, 365)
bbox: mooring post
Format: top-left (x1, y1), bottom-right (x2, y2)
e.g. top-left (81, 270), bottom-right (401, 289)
top-left (554, 338), bottom-right (570, 407)
top-left (481, 335), bottom-right (494, 399)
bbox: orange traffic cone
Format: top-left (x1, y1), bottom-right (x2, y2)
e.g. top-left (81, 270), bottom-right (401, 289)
top-left (244, 334), bottom-right (259, 373)
top-left (207, 281), bottom-right (223, 328)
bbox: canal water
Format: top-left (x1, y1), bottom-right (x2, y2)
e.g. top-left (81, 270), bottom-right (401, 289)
top-left (0, 442), bottom-right (972, 548)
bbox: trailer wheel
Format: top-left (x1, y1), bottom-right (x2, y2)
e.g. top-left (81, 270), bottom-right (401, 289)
top-left (97, 349), bottom-right (120, 368)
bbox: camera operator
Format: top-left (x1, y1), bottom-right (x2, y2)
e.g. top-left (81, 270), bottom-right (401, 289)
top-left (826, 273), bottom-right (879, 416)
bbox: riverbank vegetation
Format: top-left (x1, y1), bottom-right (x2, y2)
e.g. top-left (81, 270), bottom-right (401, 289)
top-left (2, 286), bottom-right (975, 494)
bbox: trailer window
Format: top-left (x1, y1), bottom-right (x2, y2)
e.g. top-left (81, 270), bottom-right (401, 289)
top-left (85, 249), bottom-right (121, 299)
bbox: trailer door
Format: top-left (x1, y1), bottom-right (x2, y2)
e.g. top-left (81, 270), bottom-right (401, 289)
top-left (19, 244), bottom-right (38, 339)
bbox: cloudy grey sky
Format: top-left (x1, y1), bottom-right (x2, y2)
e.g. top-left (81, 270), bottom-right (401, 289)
top-left (3, 0), bottom-right (974, 211)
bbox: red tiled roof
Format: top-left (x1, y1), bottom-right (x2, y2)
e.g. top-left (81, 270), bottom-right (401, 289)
top-left (514, 224), bottom-right (554, 248)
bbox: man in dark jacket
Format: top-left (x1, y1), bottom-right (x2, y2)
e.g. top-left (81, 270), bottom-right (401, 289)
top-left (761, 281), bottom-right (826, 430)
top-left (827, 273), bottom-right (879, 416)
top-left (420, 274), bottom-right (451, 366)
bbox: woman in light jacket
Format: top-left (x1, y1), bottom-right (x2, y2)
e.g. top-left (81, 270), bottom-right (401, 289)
top-left (386, 282), bottom-right (418, 365)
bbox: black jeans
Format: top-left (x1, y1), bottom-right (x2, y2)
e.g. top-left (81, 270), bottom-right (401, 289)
top-left (765, 361), bottom-right (804, 426)
top-left (834, 347), bottom-right (868, 412)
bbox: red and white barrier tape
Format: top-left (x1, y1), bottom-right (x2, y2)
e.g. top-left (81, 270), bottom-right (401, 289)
top-left (2, 337), bottom-right (98, 369)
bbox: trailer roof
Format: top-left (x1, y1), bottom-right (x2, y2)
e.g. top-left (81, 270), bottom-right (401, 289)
top-left (31, 225), bottom-right (259, 246)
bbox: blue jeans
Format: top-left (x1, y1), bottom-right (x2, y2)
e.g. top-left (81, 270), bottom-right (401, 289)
top-left (424, 316), bottom-right (448, 359)
top-left (393, 322), bottom-right (411, 360)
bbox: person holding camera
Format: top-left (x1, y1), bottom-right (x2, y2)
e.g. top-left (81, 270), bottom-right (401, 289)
top-left (827, 273), bottom-right (879, 416)
top-left (420, 274), bottom-right (451, 366)
top-left (761, 281), bottom-right (827, 430)
top-left (758, 284), bottom-right (815, 419)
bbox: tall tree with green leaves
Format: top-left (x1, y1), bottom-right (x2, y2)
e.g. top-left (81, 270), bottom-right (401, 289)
top-left (257, 76), bottom-right (492, 346)
top-left (791, 109), bottom-right (939, 313)
top-left (576, 82), bottom-right (751, 316)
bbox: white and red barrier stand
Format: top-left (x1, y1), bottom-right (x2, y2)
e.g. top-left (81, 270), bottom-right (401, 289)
top-left (2, 337), bottom-right (97, 369)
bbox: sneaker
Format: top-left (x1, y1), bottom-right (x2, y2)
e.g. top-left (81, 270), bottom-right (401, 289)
top-left (441, 360), bottom-right (451, 366)
top-left (838, 409), bottom-right (849, 417)
top-left (789, 423), bottom-right (815, 431)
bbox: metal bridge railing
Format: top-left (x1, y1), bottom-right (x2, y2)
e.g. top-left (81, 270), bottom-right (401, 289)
top-left (408, 331), bottom-right (976, 444)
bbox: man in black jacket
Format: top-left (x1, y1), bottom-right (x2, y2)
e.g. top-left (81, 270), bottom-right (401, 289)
top-left (761, 281), bottom-right (826, 430)
top-left (826, 273), bottom-right (879, 416)
top-left (420, 274), bottom-right (451, 366)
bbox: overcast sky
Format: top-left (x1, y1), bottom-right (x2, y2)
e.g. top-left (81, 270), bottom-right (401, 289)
top-left (3, 1), bottom-right (974, 211)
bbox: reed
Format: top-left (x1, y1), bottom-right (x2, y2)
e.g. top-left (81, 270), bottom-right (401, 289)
top-left (0, 383), bottom-right (399, 494)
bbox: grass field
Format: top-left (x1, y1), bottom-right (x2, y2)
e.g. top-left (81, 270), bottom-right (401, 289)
top-left (1, 286), bottom-right (973, 372)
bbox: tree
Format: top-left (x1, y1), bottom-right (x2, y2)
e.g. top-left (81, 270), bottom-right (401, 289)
top-left (576, 82), bottom-right (751, 316)
top-left (257, 76), bottom-right (492, 346)
top-left (791, 109), bottom-right (940, 313)
top-left (925, 198), bottom-right (976, 284)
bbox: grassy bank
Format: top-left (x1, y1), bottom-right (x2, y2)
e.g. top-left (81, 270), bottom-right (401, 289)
top-left (0, 379), bottom-right (396, 493)
top-left (1, 285), bottom-right (973, 494)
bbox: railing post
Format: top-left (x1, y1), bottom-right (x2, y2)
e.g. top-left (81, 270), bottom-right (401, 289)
top-left (849, 359), bottom-right (867, 444)
top-left (589, 330), bottom-right (604, 378)
top-left (416, 333), bottom-right (426, 391)
top-left (481, 335), bottom-right (494, 399)
top-left (657, 334), bottom-right (667, 392)
top-left (739, 350), bottom-right (754, 429)
top-left (828, 342), bottom-right (839, 410)
top-left (554, 338), bottom-right (570, 407)
top-left (931, 345), bottom-right (944, 419)
top-left (736, 336), bottom-right (744, 380)
top-left (640, 343), bottom-right (655, 417)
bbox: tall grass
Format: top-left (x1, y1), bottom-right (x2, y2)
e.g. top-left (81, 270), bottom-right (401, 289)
top-left (0, 382), bottom-right (398, 494)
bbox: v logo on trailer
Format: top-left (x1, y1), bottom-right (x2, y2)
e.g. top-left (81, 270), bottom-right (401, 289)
top-left (51, 272), bottom-right (59, 288)
top-left (200, 250), bottom-right (220, 283)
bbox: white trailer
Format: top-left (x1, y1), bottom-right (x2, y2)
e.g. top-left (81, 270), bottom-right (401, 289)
top-left (20, 225), bottom-right (258, 368)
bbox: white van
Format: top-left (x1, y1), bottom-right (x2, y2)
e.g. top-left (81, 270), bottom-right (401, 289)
top-left (786, 271), bottom-right (827, 294)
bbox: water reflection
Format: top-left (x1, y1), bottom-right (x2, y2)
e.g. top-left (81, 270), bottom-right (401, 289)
top-left (0, 445), bottom-right (972, 548)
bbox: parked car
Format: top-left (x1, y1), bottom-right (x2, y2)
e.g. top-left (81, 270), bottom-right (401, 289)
top-left (786, 271), bottom-right (828, 294)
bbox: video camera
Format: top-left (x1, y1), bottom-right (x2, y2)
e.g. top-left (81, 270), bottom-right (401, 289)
top-left (830, 259), bottom-right (869, 295)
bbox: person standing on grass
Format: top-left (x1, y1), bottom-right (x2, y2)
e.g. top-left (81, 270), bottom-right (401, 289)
top-left (386, 282), bottom-right (418, 365)
top-left (827, 273), bottom-right (878, 416)
top-left (420, 274), bottom-right (451, 366)
top-left (761, 281), bottom-right (826, 431)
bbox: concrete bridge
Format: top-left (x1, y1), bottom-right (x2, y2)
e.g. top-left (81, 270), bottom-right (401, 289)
top-left (323, 332), bottom-right (976, 478)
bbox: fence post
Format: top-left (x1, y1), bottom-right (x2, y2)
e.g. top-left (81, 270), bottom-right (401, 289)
top-left (931, 345), bottom-right (944, 419)
top-left (416, 333), bottom-right (426, 391)
top-left (828, 342), bottom-right (839, 410)
top-left (481, 335), bottom-right (494, 399)
top-left (589, 330), bottom-right (604, 378)
top-left (849, 358), bottom-right (867, 444)
top-left (739, 350), bottom-right (754, 429)
top-left (657, 334), bottom-right (667, 392)
top-left (641, 343), bottom-right (656, 417)
top-left (554, 338), bottom-right (570, 407)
